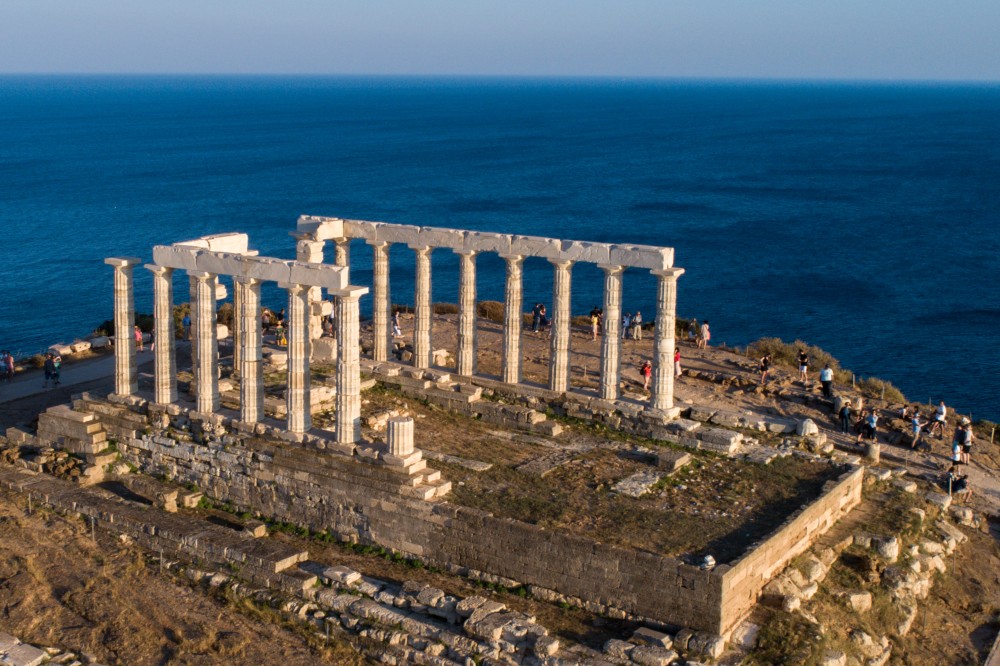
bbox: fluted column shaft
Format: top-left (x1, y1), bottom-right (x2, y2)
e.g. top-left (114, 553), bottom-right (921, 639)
top-left (285, 283), bottom-right (311, 433)
top-left (652, 268), bottom-right (685, 411)
top-left (548, 260), bottom-right (573, 393)
top-left (456, 251), bottom-right (477, 376)
top-left (232, 276), bottom-right (242, 375)
top-left (369, 241), bottom-right (391, 362)
top-left (412, 246), bottom-right (432, 368)
top-left (334, 238), bottom-right (351, 268)
top-left (335, 287), bottom-right (368, 445)
top-left (192, 271), bottom-right (220, 413)
top-left (296, 239), bottom-right (326, 341)
top-left (105, 257), bottom-right (140, 397)
top-left (236, 277), bottom-right (264, 423)
top-left (501, 255), bottom-right (525, 384)
top-left (147, 265), bottom-right (177, 404)
top-left (188, 275), bottom-right (199, 396)
top-left (599, 265), bottom-right (624, 401)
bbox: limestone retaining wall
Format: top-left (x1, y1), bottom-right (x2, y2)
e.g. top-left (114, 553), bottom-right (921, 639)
top-left (49, 395), bottom-right (860, 635)
top-left (717, 465), bottom-right (864, 635)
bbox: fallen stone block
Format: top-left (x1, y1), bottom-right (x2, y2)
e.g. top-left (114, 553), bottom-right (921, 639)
top-left (632, 627), bottom-right (673, 649)
top-left (612, 471), bottom-right (663, 498)
top-left (656, 450), bottom-right (691, 473)
top-left (925, 491), bottom-right (951, 510)
top-left (630, 645), bottom-right (678, 665)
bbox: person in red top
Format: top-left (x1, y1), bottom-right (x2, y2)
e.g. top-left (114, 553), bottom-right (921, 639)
top-left (134, 325), bottom-right (144, 352)
top-left (640, 360), bottom-right (652, 390)
top-left (674, 348), bottom-right (682, 378)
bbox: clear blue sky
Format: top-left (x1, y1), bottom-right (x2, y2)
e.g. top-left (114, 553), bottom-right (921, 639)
top-left (2, 0), bottom-right (998, 81)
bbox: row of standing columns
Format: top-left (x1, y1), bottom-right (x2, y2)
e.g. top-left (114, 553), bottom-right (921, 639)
top-left (106, 258), bottom-right (367, 443)
top-left (355, 242), bottom-right (684, 412)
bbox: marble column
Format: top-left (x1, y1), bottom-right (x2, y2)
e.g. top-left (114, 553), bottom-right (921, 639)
top-left (296, 238), bottom-right (326, 341)
top-left (146, 264), bottom-right (177, 404)
top-left (232, 276), bottom-right (242, 377)
top-left (548, 260), bottom-right (573, 393)
top-left (188, 275), bottom-right (199, 396)
top-left (334, 238), bottom-right (351, 269)
top-left (412, 246), bottom-right (432, 368)
top-left (368, 240), bottom-right (392, 362)
top-left (387, 417), bottom-right (414, 456)
top-left (236, 277), bottom-right (264, 423)
top-left (335, 286), bottom-right (368, 445)
top-left (599, 265), bottom-right (624, 402)
top-left (191, 271), bottom-right (220, 413)
top-left (651, 268), bottom-right (685, 412)
top-left (105, 257), bottom-right (141, 397)
top-left (501, 255), bottom-right (525, 384)
top-left (285, 283), bottom-right (311, 433)
top-left (456, 250), bottom-right (477, 376)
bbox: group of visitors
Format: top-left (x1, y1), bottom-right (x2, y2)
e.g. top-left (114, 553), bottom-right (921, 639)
top-left (42, 352), bottom-right (62, 388)
top-left (530, 303), bottom-right (549, 334)
top-left (0, 351), bottom-right (15, 382)
top-left (621, 311), bottom-right (643, 340)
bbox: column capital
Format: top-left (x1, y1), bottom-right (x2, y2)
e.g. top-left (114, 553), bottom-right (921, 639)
top-left (278, 282), bottom-right (309, 294)
top-left (105, 256), bottom-right (142, 269)
top-left (329, 285), bottom-right (369, 300)
top-left (144, 264), bottom-right (173, 276)
top-left (499, 253), bottom-right (525, 264)
top-left (366, 239), bottom-right (391, 248)
top-left (188, 270), bottom-right (217, 282)
top-left (232, 275), bottom-right (263, 286)
top-left (597, 263), bottom-right (625, 275)
top-left (547, 258), bottom-right (574, 268)
top-left (652, 267), bottom-right (686, 280)
top-left (289, 230), bottom-right (318, 242)
top-left (408, 243), bottom-right (433, 254)
top-left (453, 248), bottom-right (478, 257)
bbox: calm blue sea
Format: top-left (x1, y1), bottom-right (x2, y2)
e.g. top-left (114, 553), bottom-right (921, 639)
top-left (1, 76), bottom-right (998, 419)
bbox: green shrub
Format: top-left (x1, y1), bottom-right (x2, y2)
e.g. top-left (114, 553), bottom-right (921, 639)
top-left (217, 302), bottom-right (234, 328)
top-left (432, 302), bottom-right (458, 314)
top-left (477, 301), bottom-right (505, 322)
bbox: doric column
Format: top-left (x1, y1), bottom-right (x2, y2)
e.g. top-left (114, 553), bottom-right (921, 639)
top-left (334, 238), bottom-right (351, 269)
top-left (387, 417), bottom-right (415, 455)
top-left (501, 254), bottom-right (525, 384)
top-left (105, 257), bottom-right (141, 397)
top-left (411, 245), bottom-right (433, 368)
top-left (191, 271), bottom-right (220, 413)
top-left (651, 268), bottom-right (685, 412)
top-left (146, 264), bottom-right (177, 404)
top-left (296, 238), bottom-right (326, 341)
top-left (232, 276), bottom-right (242, 376)
top-left (368, 240), bottom-right (392, 362)
top-left (334, 286), bottom-right (368, 445)
top-left (236, 277), bottom-right (264, 423)
top-left (599, 265), bottom-right (624, 401)
top-left (548, 260), bottom-right (573, 393)
top-left (284, 283), bottom-right (311, 433)
top-left (456, 250), bottom-right (477, 376)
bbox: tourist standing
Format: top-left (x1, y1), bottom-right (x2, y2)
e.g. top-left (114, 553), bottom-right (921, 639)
top-left (839, 401), bottom-right (852, 433)
top-left (910, 411), bottom-right (927, 449)
top-left (134, 325), bottom-right (144, 352)
top-left (958, 418), bottom-right (974, 465)
top-left (674, 347), bottom-right (682, 378)
top-left (590, 310), bottom-right (600, 341)
top-left (929, 401), bottom-right (947, 439)
top-left (819, 364), bottom-right (834, 398)
top-left (0, 351), bottom-right (7, 383)
top-left (392, 311), bottom-right (402, 337)
top-left (622, 312), bottom-right (631, 340)
top-left (261, 309), bottom-right (272, 333)
top-left (43, 354), bottom-right (54, 388)
top-left (51, 354), bottom-right (61, 387)
top-left (4, 351), bottom-right (13, 382)
top-left (531, 303), bottom-right (542, 333)
top-left (759, 353), bottom-right (772, 385)
top-left (797, 349), bottom-right (809, 384)
top-left (632, 311), bottom-right (643, 340)
top-left (688, 319), bottom-right (698, 342)
top-left (698, 321), bottom-right (710, 349)
top-left (538, 305), bottom-right (549, 336)
top-left (182, 313), bottom-right (192, 339)
top-left (640, 360), bottom-right (652, 391)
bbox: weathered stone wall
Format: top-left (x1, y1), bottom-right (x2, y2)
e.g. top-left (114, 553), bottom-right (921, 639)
top-left (76, 395), bottom-right (725, 632)
top-left (717, 465), bottom-right (864, 636)
top-left (57, 395), bottom-right (859, 635)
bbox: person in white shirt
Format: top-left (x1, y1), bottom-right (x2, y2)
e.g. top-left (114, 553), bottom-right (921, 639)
top-left (819, 364), bottom-right (834, 398)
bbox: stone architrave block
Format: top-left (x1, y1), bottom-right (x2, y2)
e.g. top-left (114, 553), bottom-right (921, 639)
top-left (288, 263), bottom-right (349, 290)
top-left (198, 232), bottom-right (250, 253)
top-left (342, 219), bottom-right (380, 240)
top-left (609, 244), bottom-right (674, 270)
top-left (464, 231), bottom-right (512, 255)
top-left (509, 235), bottom-right (563, 258)
top-left (376, 223), bottom-right (421, 245)
top-left (418, 226), bottom-right (466, 250)
top-left (298, 215), bottom-right (345, 240)
top-left (700, 428), bottom-right (744, 448)
top-left (560, 239), bottom-right (611, 265)
top-left (152, 245), bottom-right (202, 271)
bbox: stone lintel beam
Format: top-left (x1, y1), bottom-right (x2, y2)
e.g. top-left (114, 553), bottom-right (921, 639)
top-left (296, 215), bottom-right (345, 241)
top-left (152, 246), bottom-right (348, 291)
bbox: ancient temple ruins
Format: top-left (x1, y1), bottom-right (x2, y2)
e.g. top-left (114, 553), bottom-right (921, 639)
top-left (106, 216), bottom-right (685, 441)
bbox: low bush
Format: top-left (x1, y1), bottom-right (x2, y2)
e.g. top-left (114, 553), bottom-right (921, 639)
top-left (477, 301), bottom-right (504, 322)
top-left (432, 302), bottom-right (458, 314)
